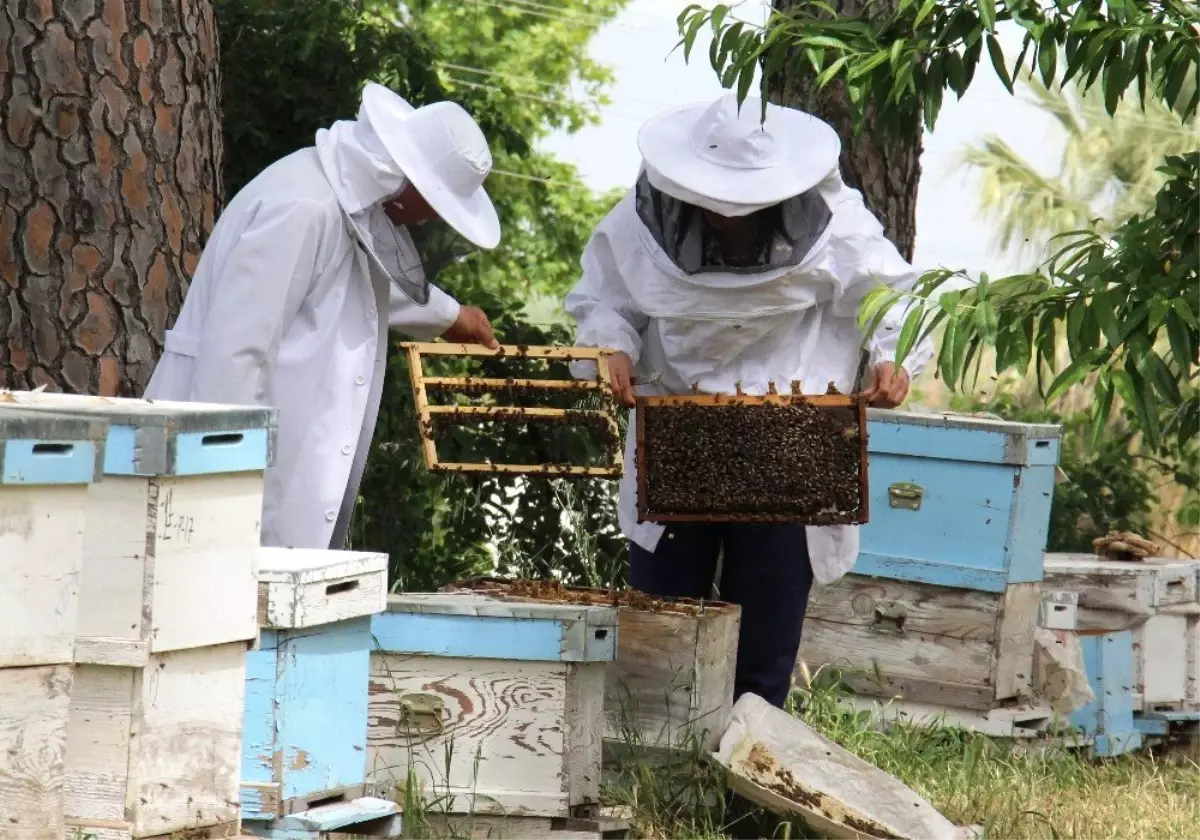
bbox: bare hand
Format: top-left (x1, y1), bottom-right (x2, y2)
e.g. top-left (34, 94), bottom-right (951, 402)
top-left (440, 305), bottom-right (498, 348)
top-left (606, 351), bottom-right (636, 408)
top-left (862, 362), bottom-right (910, 408)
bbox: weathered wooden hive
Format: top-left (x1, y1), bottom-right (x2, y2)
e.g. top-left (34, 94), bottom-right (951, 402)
top-left (635, 391), bottom-right (868, 524)
top-left (800, 410), bottom-right (1063, 714)
top-left (450, 579), bottom-right (741, 755)
top-left (242, 547), bottom-right (397, 836)
top-left (366, 591), bottom-right (618, 822)
top-left (0, 392), bottom-right (275, 839)
top-left (0, 408), bottom-right (106, 840)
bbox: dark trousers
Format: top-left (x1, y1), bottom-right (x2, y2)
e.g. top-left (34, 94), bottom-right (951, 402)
top-left (628, 523), bottom-right (814, 709)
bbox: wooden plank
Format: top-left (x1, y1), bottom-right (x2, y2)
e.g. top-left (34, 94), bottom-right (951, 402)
top-left (432, 462), bottom-right (621, 477)
top-left (992, 582), bottom-right (1041, 700)
top-left (76, 476), bottom-right (149, 654)
top-left (0, 484), bottom-right (88, 667)
top-left (691, 605), bottom-right (740, 752)
top-left (405, 345), bottom-right (439, 472)
top-left (367, 654), bottom-right (591, 817)
top-left (799, 620), bottom-right (996, 709)
top-left (638, 393), bottom-right (857, 407)
top-left (1134, 614), bottom-right (1191, 706)
top-left (422, 813), bottom-right (631, 839)
top-left (399, 343), bottom-right (612, 360)
top-left (0, 664), bottom-right (72, 840)
top-left (424, 377), bottom-right (605, 392)
top-left (146, 474), bottom-right (261, 653)
top-left (563, 664), bottom-right (605, 814)
top-left (806, 576), bottom-right (1001, 641)
top-left (65, 665), bottom-right (136, 823)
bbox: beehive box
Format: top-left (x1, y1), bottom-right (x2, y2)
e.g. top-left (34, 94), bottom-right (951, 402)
top-left (635, 392), bottom-right (868, 524)
top-left (367, 592), bottom-right (618, 818)
top-left (0, 391), bottom-right (275, 665)
top-left (857, 410), bottom-right (1061, 592)
top-left (1, 409), bottom-right (106, 840)
top-left (0, 408), bottom-right (106, 669)
top-left (63, 641), bottom-right (248, 839)
top-left (451, 579), bottom-right (741, 754)
top-left (799, 573), bottom-right (1044, 710)
top-left (242, 548), bottom-right (390, 821)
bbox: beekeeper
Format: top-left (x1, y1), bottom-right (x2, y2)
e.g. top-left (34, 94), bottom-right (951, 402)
top-left (566, 94), bottom-right (934, 709)
top-left (145, 83), bottom-right (501, 551)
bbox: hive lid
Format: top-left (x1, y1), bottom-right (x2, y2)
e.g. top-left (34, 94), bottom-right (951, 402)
top-left (1044, 552), bottom-right (1200, 574)
top-left (0, 391), bottom-right (277, 476)
top-left (715, 693), bottom-right (962, 840)
top-left (258, 547), bottom-right (388, 584)
top-left (868, 408), bottom-right (1061, 466)
top-left (383, 591), bottom-right (618, 627)
top-left (0, 407), bottom-right (107, 485)
top-left (868, 408), bottom-right (1062, 438)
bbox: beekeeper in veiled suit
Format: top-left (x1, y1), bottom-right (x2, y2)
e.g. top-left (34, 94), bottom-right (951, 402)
top-left (146, 83), bottom-right (501, 551)
top-left (566, 94), bottom-right (934, 708)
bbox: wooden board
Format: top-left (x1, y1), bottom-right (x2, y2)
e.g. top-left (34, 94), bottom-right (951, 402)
top-left (367, 654), bottom-right (605, 817)
top-left (0, 484), bottom-right (88, 667)
top-left (993, 583), bottom-right (1041, 700)
top-left (805, 576), bottom-right (1002, 641)
top-left (64, 643), bottom-right (247, 838)
top-left (421, 812), bottom-right (631, 839)
top-left (0, 664), bottom-right (72, 840)
top-left (634, 392), bottom-right (868, 525)
top-left (256, 548), bottom-right (388, 630)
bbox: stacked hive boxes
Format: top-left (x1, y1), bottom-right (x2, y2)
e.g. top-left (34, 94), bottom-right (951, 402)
top-left (800, 409), bottom-right (1064, 724)
top-left (241, 547), bottom-right (400, 838)
top-left (366, 592), bottom-right (621, 838)
top-left (0, 392), bottom-right (276, 839)
top-left (1, 409), bottom-right (107, 840)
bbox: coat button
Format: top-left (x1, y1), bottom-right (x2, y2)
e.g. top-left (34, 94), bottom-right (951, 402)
top-left (355, 375), bottom-right (366, 385)
top-left (342, 445), bottom-right (351, 455)
top-left (325, 510), bottom-right (336, 522)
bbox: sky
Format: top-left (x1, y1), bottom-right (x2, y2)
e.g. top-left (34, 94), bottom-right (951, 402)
top-left (538, 0), bottom-right (1067, 277)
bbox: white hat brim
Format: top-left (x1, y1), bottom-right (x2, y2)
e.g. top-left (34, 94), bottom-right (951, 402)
top-left (361, 86), bottom-right (502, 250)
top-left (636, 101), bottom-right (842, 209)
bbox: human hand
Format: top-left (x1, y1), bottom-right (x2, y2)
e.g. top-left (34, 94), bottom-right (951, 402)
top-left (862, 362), bottom-right (910, 408)
top-left (605, 351), bottom-right (636, 408)
top-left (440, 305), bottom-right (498, 348)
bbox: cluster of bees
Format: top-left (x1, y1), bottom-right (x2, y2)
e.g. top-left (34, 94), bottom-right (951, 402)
top-left (640, 400), bottom-right (864, 523)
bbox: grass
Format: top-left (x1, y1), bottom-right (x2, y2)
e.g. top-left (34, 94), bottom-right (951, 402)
top-left (601, 675), bottom-right (1200, 840)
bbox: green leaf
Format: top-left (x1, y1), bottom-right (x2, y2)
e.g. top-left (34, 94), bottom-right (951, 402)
top-left (988, 34), bottom-right (1013, 93)
top-left (682, 11), bottom-right (709, 63)
top-left (847, 49), bottom-right (891, 81)
top-left (710, 5), bottom-right (727, 34)
top-left (1037, 33), bottom-right (1058, 87)
top-left (736, 56), bottom-right (757, 104)
top-left (1091, 292), bottom-right (1122, 348)
top-left (802, 35), bottom-right (854, 51)
top-left (857, 286), bottom-right (898, 333)
top-left (938, 317), bottom-right (958, 379)
top-left (978, 0), bottom-right (996, 32)
top-left (890, 38), bottom-right (906, 70)
top-left (1046, 352), bottom-right (1099, 402)
top-left (895, 309), bottom-right (922, 365)
top-left (915, 0), bottom-right (938, 27)
top-left (1166, 312), bottom-right (1196, 368)
top-left (1089, 370), bottom-right (1114, 447)
top-left (946, 50), bottom-right (967, 95)
top-left (975, 300), bottom-right (999, 341)
top-left (951, 320), bottom-right (972, 385)
top-left (1173, 297), bottom-right (1199, 329)
top-left (1103, 43), bottom-right (1126, 115)
top-left (816, 55), bottom-right (853, 88)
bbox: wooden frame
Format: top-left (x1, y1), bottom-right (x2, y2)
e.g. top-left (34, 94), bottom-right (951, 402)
top-left (400, 342), bottom-right (623, 478)
top-left (634, 389), bottom-right (869, 525)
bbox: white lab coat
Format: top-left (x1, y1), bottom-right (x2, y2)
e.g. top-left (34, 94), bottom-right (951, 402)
top-left (145, 124), bottom-right (461, 550)
top-left (565, 171), bottom-right (933, 586)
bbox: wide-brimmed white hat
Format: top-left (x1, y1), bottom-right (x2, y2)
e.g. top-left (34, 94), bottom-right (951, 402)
top-left (360, 83), bottom-right (501, 249)
top-left (637, 94), bottom-right (841, 215)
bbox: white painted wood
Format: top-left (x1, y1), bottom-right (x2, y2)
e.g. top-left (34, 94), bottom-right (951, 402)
top-left (1134, 614), bottom-right (1193, 708)
top-left (257, 548), bottom-right (388, 629)
top-left (63, 643), bottom-right (248, 838)
top-left (0, 664), bottom-right (72, 840)
top-left (367, 653), bottom-right (605, 817)
top-left (71, 473), bottom-right (262, 664)
top-left (840, 695), bottom-right (1059, 739)
top-left (422, 813), bottom-right (631, 839)
top-left (0, 484), bottom-right (88, 667)
top-left (993, 583), bottom-right (1041, 700)
top-left (1043, 553), bottom-right (1200, 615)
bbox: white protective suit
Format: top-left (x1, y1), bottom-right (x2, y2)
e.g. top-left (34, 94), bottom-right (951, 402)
top-left (566, 167), bottom-right (933, 586)
top-left (145, 110), bottom-right (461, 550)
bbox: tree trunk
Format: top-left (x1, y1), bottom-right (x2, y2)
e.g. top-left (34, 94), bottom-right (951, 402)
top-left (0, 0), bottom-right (223, 396)
top-left (769, 0), bottom-right (921, 260)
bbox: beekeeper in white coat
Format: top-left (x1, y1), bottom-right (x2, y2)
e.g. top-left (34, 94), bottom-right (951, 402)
top-left (566, 94), bottom-right (934, 708)
top-left (145, 83), bottom-right (501, 550)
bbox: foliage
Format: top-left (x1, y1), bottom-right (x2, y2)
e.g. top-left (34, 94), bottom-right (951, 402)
top-left (216, 0), bottom-right (630, 587)
top-left (676, 1), bottom-right (1200, 451)
top-left (962, 71), bottom-right (1199, 259)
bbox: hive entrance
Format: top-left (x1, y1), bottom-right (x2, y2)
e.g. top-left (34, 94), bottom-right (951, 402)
top-left (636, 388), bottom-right (868, 524)
top-left (402, 342), bottom-right (623, 478)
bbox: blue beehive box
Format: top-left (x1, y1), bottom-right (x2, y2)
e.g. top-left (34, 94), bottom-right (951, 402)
top-left (856, 409), bottom-right (1062, 592)
top-left (242, 547), bottom-right (396, 832)
top-left (367, 591), bottom-right (619, 819)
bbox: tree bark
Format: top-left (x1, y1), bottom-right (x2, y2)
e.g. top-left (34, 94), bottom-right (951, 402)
top-left (769, 0), bottom-right (922, 260)
top-left (0, 0), bottom-right (223, 396)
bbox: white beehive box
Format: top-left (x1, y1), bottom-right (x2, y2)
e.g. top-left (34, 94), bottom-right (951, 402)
top-left (63, 641), bottom-right (249, 839)
top-left (0, 391), bottom-right (276, 665)
top-left (367, 592), bottom-right (618, 819)
top-left (1, 409), bottom-right (105, 840)
top-left (257, 547), bottom-right (389, 631)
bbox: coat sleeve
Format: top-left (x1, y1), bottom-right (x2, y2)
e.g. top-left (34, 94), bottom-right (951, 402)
top-left (564, 212), bottom-right (649, 379)
top-left (825, 187), bottom-right (934, 381)
top-left (190, 198), bottom-right (327, 406)
top-left (387, 280), bottom-right (460, 340)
